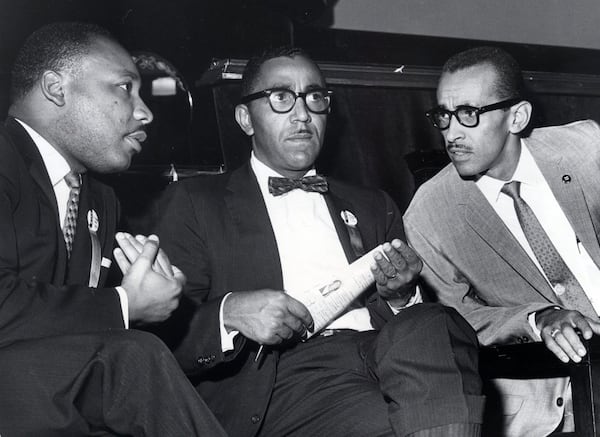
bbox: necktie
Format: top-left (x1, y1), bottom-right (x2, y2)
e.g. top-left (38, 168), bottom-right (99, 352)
top-left (268, 175), bottom-right (328, 196)
top-left (501, 181), bottom-right (595, 316)
top-left (63, 171), bottom-right (81, 258)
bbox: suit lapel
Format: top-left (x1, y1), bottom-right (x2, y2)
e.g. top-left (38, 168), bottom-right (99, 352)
top-left (5, 118), bottom-right (69, 279)
top-left (324, 191), bottom-right (361, 263)
top-left (225, 164), bottom-right (284, 290)
top-left (532, 149), bottom-right (600, 268)
top-left (458, 180), bottom-right (559, 303)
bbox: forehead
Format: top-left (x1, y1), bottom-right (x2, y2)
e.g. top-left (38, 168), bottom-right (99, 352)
top-left (78, 37), bottom-right (139, 80)
top-left (437, 64), bottom-right (500, 107)
top-left (253, 55), bottom-right (325, 91)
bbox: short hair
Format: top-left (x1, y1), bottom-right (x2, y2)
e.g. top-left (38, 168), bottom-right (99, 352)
top-left (10, 22), bottom-right (116, 102)
top-left (240, 46), bottom-right (318, 98)
top-left (441, 46), bottom-right (524, 100)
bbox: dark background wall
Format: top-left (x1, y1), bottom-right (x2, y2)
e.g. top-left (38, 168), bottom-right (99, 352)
top-left (2, 0), bottom-right (600, 233)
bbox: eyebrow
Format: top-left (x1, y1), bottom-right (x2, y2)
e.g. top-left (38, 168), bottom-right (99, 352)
top-left (267, 82), bottom-right (326, 91)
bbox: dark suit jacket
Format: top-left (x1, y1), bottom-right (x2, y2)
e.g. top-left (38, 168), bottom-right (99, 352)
top-left (0, 118), bottom-right (125, 346)
top-left (157, 162), bottom-right (406, 437)
top-left (404, 120), bottom-right (600, 436)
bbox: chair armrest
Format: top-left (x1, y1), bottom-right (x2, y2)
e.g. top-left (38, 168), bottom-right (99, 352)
top-left (479, 337), bottom-right (600, 436)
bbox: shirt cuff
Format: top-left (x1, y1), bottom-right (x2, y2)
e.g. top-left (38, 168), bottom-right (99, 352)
top-left (387, 285), bottom-right (423, 315)
top-left (115, 286), bottom-right (129, 329)
top-left (220, 292), bottom-right (239, 352)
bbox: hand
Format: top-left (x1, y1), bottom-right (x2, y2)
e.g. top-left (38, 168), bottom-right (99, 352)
top-left (223, 290), bottom-right (314, 345)
top-left (536, 307), bottom-right (600, 363)
top-left (114, 232), bottom-right (186, 324)
top-left (370, 239), bottom-right (422, 307)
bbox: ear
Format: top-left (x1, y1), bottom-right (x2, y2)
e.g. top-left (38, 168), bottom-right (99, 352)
top-left (508, 100), bottom-right (532, 135)
top-left (235, 104), bottom-right (254, 136)
top-left (40, 70), bottom-right (66, 107)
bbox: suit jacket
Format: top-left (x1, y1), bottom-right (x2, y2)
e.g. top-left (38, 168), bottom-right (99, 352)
top-left (156, 162), bottom-right (405, 437)
top-left (0, 118), bottom-right (125, 346)
top-left (404, 119), bottom-right (600, 436)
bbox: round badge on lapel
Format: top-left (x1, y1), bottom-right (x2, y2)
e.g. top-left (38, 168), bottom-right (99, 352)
top-left (87, 209), bottom-right (99, 232)
top-left (340, 210), bottom-right (358, 227)
top-left (562, 175), bottom-right (571, 183)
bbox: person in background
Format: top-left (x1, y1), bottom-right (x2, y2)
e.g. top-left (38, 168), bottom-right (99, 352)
top-left (0, 21), bottom-right (227, 436)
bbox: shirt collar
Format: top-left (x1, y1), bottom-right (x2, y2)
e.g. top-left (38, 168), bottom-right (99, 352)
top-left (476, 140), bottom-right (544, 203)
top-left (250, 152), bottom-right (316, 196)
top-left (15, 119), bottom-right (71, 187)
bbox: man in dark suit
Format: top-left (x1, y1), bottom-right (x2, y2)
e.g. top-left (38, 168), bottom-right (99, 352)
top-left (404, 46), bottom-right (600, 436)
top-left (157, 46), bottom-right (485, 437)
top-left (0, 22), bottom-right (227, 436)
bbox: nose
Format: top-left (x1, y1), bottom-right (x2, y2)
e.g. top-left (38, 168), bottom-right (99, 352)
top-left (290, 95), bottom-right (311, 123)
top-left (444, 114), bottom-right (464, 143)
top-left (133, 96), bottom-right (154, 125)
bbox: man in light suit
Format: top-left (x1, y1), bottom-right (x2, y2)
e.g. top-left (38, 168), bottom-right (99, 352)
top-left (404, 46), bottom-right (600, 436)
top-left (0, 22), bottom-right (227, 436)
top-left (156, 46), bottom-right (485, 437)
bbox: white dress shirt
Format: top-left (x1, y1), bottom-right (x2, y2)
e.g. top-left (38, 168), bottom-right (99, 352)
top-left (476, 142), bottom-right (600, 329)
top-left (16, 119), bottom-right (129, 326)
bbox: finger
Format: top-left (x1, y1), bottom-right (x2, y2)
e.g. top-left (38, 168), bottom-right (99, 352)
top-left (583, 319), bottom-right (600, 336)
top-left (286, 298), bottom-right (314, 332)
top-left (155, 246), bottom-right (175, 277)
top-left (370, 264), bottom-right (389, 286)
top-left (373, 251), bottom-right (396, 278)
top-left (382, 242), bottom-right (407, 271)
top-left (132, 236), bottom-right (160, 269)
top-left (561, 325), bottom-right (587, 358)
top-left (552, 328), bottom-right (583, 362)
top-left (172, 265), bottom-right (186, 286)
top-left (542, 332), bottom-right (570, 363)
top-left (574, 316), bottom-right (595, 340)
top-left (134, 234), bottom-right (166, 275)
top-left (392, 239), bottom-right (423, 272)
top-left (115, 232), bottom-right (143, 263)
top-left (113, 247), bottom-right (131, 274)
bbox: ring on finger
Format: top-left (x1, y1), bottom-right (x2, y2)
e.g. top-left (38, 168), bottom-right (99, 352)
top-left (550, 328), bottom-right (561, 339)
top-left (387, 272), bottom-right (399, 279)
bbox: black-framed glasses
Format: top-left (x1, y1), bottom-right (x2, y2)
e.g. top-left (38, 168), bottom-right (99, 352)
top-left (425, 97), bottom-right (522, 130)
top-left (240, 88), bottom-right (333, 114)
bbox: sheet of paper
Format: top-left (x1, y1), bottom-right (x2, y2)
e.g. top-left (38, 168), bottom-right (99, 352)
top-left (286, 245), bottom-right (384, 338)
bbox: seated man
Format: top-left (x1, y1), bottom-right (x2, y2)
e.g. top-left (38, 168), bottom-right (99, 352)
top-left (0, 22), bottom-right (226, 436)
top-left (404, 46), bottom-right (600, 436)
top-left (156, 46), bottom-right (485, 437)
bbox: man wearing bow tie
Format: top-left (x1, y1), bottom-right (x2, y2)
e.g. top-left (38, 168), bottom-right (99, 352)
top-left (404, 46), bottom-right (600, 436)
top-left (157, 46), bottom-right (484, 437)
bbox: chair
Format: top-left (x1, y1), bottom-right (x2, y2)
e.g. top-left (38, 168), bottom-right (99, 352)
top-left (480, 336), bottom-right (600, 436)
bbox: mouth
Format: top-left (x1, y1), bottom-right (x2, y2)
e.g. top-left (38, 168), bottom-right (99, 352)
top-left (447, 144), bottom-right (472, 158)
top-left (286, 130), bottom-right (314, 142)
top-left (125, 130), bottom-right (147, 153)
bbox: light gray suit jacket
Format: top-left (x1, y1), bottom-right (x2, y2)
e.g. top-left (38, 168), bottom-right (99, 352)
top-left (404, 119), bottom-right (600, 436)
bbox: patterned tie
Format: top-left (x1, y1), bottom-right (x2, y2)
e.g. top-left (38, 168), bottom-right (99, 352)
top-left (63, 171), bottom-right (81, 258)
top-left (268, 175), bottom-right (328, 196)
top-left (501, 181), bottom-right (595, 316)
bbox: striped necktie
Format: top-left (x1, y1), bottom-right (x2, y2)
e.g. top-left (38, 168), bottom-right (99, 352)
top-left (63, 171), bottom-right (81, 258)
top-left (501, 181), bottom-right (596, 317)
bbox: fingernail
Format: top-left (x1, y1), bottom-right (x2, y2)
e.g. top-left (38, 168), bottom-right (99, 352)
top-left (148, 234), bottom-right (159, 242)
top-left (116, 232), bottom-right (123, 240)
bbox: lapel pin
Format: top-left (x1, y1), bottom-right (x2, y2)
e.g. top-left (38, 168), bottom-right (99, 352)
top-left (87, 209), bottom-right (99, 232)
top-left (562, 174), bottom-right (571, 183)
top-left (340, 210), bottom-right (358, 227)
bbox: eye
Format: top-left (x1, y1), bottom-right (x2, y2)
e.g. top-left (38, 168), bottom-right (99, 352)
top-left (271, 90), bottom-right (292, 102)
top-left (459, 107), bottom-right (478, 119)
top-left (118, 82), bottom-right (133, 93)
top-left (307, 91), bottom-right (325, 103)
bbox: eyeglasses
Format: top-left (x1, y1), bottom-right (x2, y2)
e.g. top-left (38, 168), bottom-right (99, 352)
top-left (240, 88), bottom-right (333, 114)
top-left (425, 97), bottom-right (522, 130)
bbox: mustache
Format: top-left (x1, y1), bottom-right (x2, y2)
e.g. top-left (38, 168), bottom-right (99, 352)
top-left (447, 142), bottom-right (471, 152)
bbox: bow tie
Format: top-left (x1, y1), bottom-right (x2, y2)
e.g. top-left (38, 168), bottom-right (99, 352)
top-left (268, 175), bottom-right (329, 196)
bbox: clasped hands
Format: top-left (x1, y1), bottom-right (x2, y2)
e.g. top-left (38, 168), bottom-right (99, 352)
top-left (223, 239), bottom-right (422, 346)
top-left (536, 306), bottom-right (600, 363)
top-left (113, 232), bottom-right (186, 324)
